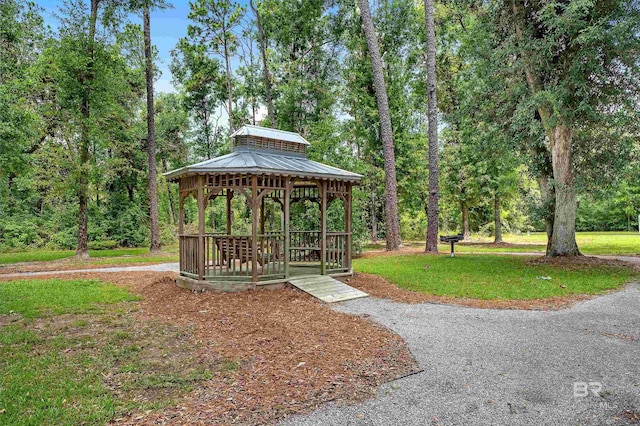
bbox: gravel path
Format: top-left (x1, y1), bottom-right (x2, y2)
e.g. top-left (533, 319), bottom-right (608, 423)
top-left (0, 262), bottom-right (179, 278)
top-left (284, 284), bottom-right (640, 426)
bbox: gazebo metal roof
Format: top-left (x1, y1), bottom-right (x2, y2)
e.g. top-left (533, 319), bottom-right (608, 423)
top-left (165, 125), bottom-right (361, 183)
top-left (230, 124), bottom-right (311, 145)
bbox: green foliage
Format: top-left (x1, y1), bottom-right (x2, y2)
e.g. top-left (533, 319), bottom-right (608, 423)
top-left (1, 0), bottom-right (639, 254)
top-left (354, 254), bottom-right (636, 300)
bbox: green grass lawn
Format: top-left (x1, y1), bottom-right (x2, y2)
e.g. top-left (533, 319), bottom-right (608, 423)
top-left (363, 240), bottom-right (545, 253)
top-left (365, 231), bottom-right (640, 256)
top-left (0, 246), bottom-right (179, 265)
top-left (0, 278), bottom-right (212, 425)
top-left (353, 254), bottom-right (637, 300)
top-left (467, 231), bottom-right (640, 255)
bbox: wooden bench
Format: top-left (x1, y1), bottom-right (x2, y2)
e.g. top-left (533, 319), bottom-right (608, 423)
top-left (215, 238), bottom-right (283, 266)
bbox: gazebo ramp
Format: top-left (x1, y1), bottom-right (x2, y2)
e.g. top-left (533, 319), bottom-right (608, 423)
top-left (288, 275), bottom-right (368, 303)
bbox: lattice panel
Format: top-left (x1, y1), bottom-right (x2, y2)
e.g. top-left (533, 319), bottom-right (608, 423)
top-left (257, 175), bottom-right (287, 190)
top-left (234, 135), bottom-right (307, 155)
top-left (291, 186), bottom-right (320, 203)
top-left (207, 174), bottom-right (251, 189)
top-left (326, 180), bottom-right (349, 196)
top-left (179, 175), bottom-right (199, 192)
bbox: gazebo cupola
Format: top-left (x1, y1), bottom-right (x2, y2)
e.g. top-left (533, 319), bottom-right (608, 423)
top-left (165, 125), bottom-right (361, 292)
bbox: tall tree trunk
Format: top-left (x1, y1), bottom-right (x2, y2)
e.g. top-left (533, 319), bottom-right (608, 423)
top-left (250, 0), bottom-right (275, 126)
top-left (538, 173), bottom-right (555, 255)
top-left (202, 108), bottom-right (212, 158)
top-left (162, 159), bottom-right (177, 226)
top-left (144, 4), bottom-right (162, 253)
top-left (252, 102), bottom-right (256, 125)
top-left (357, 0), bottom-right (401, 251)
top-left (371, 185), bottom-right (378, 244)
top-left (461, 201), bottom-right (470, 240)
top-left (424, 0), bottom-right (439, 252)
top-left (548, 125), bottom-right (580, 256)
top-left (223, 37), bottom-right (234, 131)
top-left (627, 213), bottom-right (630, 232)
top-left (76, 0), bottom-right (100, 259)
top-left (494, 192), bottom-right (503, 243)
top-left (166, 181), bottom-right (177, 226)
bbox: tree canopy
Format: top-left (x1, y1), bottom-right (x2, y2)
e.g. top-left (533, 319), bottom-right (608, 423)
top-left (1, 0), bottom-right (639, 255)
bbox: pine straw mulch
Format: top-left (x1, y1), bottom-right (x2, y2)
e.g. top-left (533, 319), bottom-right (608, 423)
top-left (526, 254), bottom-right (640, 271)
top-left (0, 271), bottom-right (418, 425)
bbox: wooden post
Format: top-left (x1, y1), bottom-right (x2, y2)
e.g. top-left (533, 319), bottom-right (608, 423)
top-left (178, 191), bottom-right (184, 235)
top-left (320, 180), bottom-right (327, 275)
top-left (197, 175), bottom-right (205, 281)
top-left (226, 189), bottom-right (233, 235)
top-left (260, 196), bottom-right (266, 234)
top-left (284, 179), bottom-right (290, 277)
top-left (178, 190), bottom-right (184, 274)
top-left (251, 175), bottom-right (259, 285)
top-left (346, 182), bottom-right (353, 271)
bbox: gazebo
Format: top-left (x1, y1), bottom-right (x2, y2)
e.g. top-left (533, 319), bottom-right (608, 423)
top-left (165, 125), bottom-right (361, 292)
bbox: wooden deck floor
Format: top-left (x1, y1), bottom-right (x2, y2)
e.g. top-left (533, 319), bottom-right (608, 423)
top-left (288, 275), bottom-right (368, 303)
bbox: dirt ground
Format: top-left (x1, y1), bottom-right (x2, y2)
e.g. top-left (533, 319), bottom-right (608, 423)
top-left (1, 272), bottom-right (418, 425)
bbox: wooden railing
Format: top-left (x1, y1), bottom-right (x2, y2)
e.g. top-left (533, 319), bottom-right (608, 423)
top-left (290, 231), bottom-right (321, 262)
top-left (179, 235), bottom-right (199, 276)
top-left (327, 232), bottom-right (348, 271)
top-left (205, 234), bottom-right (252, 277)
top-left (180, 233), bottom-right (285, 280)
top-left (180, 230), bottom-right (349, 280)
top-left (255, 232), bottom-right (286, 277)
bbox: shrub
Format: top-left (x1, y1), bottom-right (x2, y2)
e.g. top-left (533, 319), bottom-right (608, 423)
top-left (87, 240), bottom-right (118, 250)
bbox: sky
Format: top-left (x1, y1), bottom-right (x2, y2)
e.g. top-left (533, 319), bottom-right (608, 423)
top-left (37, 0), bottom-right (254, 95)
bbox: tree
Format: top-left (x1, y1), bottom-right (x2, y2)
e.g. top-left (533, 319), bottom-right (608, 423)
top-left (237, 25), bottom-right (261, 125)
top-left (155, 92), bottom-right (189, 225)
top-left (249, 0), bottom-right (275, 126)
top-left (356, 0), bottom-right (401, 250)
top-left (143, 2), bottom-right (161, 253)
top-left (495, 0), bottom-right (640, 256)
top-left (31, 0), bottom-right (147, 253)
top-left (186, 0), bottom-right (245, 131)
top-left (423, 0), bottom-right (438, 252)
top-left (171, 39), bottom-right (224, 160)
top-left (259, 0), bottom-right (341, 135)
top-left (0, 1), bottom-right (46, 180)
top-left (76, 0), bottom-right (100, 258)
